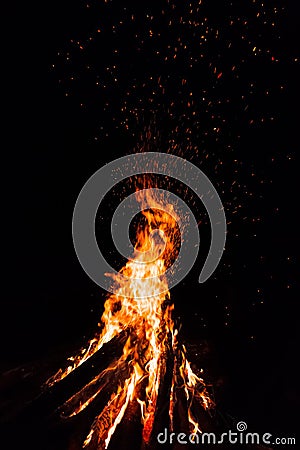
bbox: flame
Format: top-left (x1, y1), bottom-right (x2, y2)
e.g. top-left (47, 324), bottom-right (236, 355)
top-left (46, 184), bottom-right (214, 448)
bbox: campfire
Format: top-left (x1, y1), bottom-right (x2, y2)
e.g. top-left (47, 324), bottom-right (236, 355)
top-left (45, 184), bottom-right (214, 449)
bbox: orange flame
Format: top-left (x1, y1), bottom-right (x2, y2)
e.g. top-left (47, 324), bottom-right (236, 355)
top-left (46, 184), bottom-right (213, 448)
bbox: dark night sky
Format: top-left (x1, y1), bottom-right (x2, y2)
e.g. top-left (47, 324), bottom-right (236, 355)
top-left (2, 0), bottom-right (300, 445)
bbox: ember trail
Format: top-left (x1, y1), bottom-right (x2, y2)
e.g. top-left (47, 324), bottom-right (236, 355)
top-left (46, 185), bottom-right (214, 449)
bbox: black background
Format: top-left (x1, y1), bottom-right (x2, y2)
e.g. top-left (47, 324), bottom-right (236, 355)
top-left (2, 0), bottom-right (300, 445)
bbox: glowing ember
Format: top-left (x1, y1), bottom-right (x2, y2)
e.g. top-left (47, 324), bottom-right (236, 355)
top-left (46, 185), bottom-right (214, 449)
